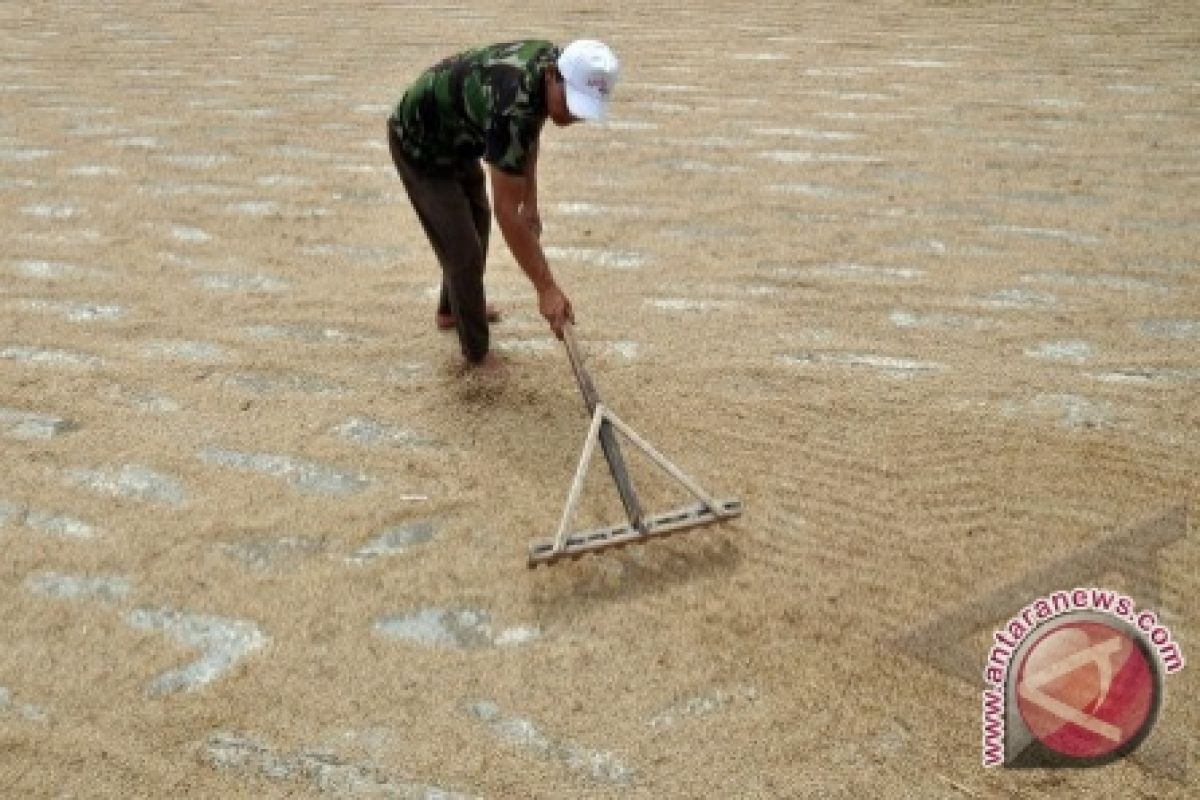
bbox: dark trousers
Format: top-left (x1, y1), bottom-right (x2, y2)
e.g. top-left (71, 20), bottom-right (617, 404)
top-left (388, 122), bottom-right (491, 362)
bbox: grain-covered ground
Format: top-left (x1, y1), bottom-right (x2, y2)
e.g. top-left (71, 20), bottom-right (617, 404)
top-left (1, 1), bottom-right (1197, 797)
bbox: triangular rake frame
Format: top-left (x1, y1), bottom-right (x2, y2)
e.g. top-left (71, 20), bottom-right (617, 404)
top-left (526, 400), bottom-right (742, 568)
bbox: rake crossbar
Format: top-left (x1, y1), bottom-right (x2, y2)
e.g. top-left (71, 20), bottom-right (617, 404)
top-left (528, 498), bottom-right (743, 567)
top-left (526, 323), bottom-right (743, 568)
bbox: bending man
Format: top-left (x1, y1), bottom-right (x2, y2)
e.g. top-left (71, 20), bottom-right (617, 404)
top-left (388, 39), bottom-right (619, 369)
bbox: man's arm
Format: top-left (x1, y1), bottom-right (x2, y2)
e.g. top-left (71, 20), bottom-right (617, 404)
top-left (488, 164), bottom-right (572, 335)
top-left (523, 141), bottom-right (541, 237)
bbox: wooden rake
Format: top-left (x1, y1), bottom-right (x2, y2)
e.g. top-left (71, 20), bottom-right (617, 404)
top-left (527, 322), bottom-right (742, 568)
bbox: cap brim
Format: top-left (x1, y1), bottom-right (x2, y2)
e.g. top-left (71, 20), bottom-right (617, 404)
top-left (564, 83), bottom-right (607, 122)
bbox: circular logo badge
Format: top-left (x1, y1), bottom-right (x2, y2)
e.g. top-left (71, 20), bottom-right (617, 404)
top-left (1015, 618), bottom-right (1160, 762)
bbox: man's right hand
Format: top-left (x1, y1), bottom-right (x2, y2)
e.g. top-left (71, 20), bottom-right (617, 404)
top-left (538, 284), bottom-right (574, 338)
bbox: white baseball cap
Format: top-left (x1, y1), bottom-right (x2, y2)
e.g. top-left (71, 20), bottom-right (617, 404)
top-left (557, 40), bottom-right (619, 122)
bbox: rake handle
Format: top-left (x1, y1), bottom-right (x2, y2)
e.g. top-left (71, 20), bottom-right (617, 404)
top-left (561, 323), bottom-right (645, 532)
top-left (561, 322), bottom-right (601, 412)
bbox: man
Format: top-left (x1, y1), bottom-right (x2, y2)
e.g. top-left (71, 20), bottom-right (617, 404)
top-left (387, 39), bottom-right (620, 369)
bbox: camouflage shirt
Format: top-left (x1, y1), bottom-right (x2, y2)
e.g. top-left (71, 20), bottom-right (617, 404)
top-left (390, 40), bottom-right (557, 175)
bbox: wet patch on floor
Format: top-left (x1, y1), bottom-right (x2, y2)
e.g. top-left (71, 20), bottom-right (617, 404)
top-left (0, 499), bottom-right (101, 539)
top-left (0, 407), bottom-right (77, 440)
top-left (647, 686), bottom-right (761, 729)
top-left (25, 572), bottom-right (132, 603)
top-left (126, 608), bottom-right (269, 695)
top-left (199, 448), bottom-right (371, 496)
top-left (465, 700), bottom-right (635, 785)
top-left (203, 731), bottom-right (476, 798)
top-left (782, 351), bottom-right (946, 377)
top-left (345, 520), bottom-right (437, 565)
top-left (375, 608), bottom-right (539, 650)
top-left (65, 464), bottom-right (188, 507)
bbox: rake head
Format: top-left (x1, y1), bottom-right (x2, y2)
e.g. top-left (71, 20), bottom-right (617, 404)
top-left (528, 323), bottom-right (743, 569)
top-left (527, 498), bottom-right (742, 568)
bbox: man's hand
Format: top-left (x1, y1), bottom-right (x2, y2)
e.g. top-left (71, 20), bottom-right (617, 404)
top-left (538, 284), bottom-right (574, 338)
